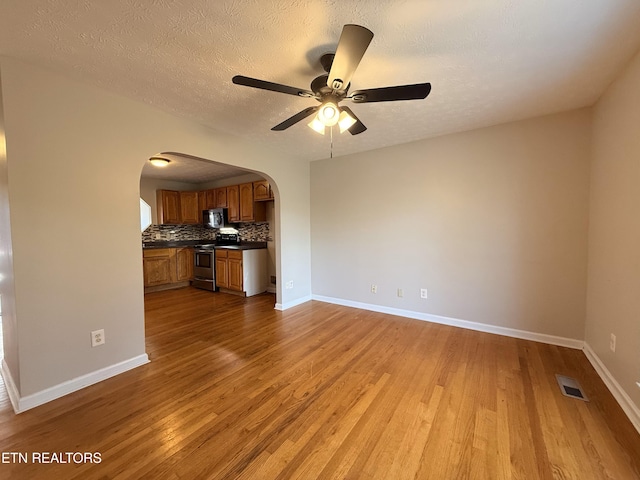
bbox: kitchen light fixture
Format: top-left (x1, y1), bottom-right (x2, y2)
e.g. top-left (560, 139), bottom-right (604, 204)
top-left (149, 156), bottom-right (170, 167)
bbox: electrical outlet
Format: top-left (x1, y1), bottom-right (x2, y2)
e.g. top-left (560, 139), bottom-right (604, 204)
top-left (371, 284), bottom-right (377, 294)
top-left (285, 280), bottom-right (294, 289)
top-left (397, 288), bottom-right (403, 298)
top-left (420, 288), bottom-right (428, 299)
top-left (91, 329), bottom-right (105, 347)
top-left (610, 333), bottom-right (616, 352)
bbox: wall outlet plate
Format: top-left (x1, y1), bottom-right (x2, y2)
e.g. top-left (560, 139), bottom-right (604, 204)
top-left (371, 284), bottom-right (377, 294)
top-left (610, 333), bottom-right (616, 352)
top-left (420, 288), bottom-right (428, 299)
top-left (397, 288), bottom-right (403, 298)
top-left (91, 329), bottom-right (105, 347)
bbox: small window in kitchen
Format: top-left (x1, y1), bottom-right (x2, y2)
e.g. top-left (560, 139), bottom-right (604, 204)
top-left (140, 198), bottom-right (152, 232)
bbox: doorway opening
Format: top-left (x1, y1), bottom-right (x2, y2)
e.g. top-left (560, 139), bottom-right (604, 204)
top-left (139, 153), bottom-right (279, 304)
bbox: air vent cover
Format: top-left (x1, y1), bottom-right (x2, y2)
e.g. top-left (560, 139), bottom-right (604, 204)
top-left (555, 374), bottom-right (588, 401)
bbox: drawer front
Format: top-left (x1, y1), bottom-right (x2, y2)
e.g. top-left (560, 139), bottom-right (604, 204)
top-left (228, 250), bottom-right (243, 260)
top-left (143, 248), bottom-right (173, 258)
top-left (215, 249), bottom-right (228, 258)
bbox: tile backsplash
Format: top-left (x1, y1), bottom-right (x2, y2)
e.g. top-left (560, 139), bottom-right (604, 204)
top-left (142, 223), bottom-right (271, 242)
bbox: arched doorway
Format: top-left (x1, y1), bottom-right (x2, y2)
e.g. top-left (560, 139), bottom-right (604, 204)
top-left (139, 152), bottom-right (280, 304)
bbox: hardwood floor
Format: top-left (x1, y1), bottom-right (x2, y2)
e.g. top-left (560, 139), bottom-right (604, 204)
top-left (0, 287), bottom-right (639, 479)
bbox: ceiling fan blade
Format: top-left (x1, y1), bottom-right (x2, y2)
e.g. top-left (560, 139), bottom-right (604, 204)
top-left (271, 106), bottom-right (319, 131)
top-left (232, 75), bottom-right (314, 98)
top-left (327, 25), bottom-right (374, 91)
top-left (340, 106), bottom-right (367, 135)
top-left (350, 83), bottom-right (431, 103)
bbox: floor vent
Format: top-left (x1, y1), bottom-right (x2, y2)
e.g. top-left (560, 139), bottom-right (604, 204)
top-left (555, 374), bottom-right (588, 401)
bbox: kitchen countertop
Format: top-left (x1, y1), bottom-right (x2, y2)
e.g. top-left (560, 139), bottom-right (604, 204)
top-left (142, 240), bottom-right (267, 250)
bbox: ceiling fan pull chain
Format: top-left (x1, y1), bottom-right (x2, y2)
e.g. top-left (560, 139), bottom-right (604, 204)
top-left (330, 126), bottom-right (334, 158)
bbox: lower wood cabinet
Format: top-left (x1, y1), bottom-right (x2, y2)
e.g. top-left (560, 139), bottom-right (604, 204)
top-left (215, 248), bottom-right (267, 296)
top-left (143, 247), bottom-right (194, 291)
top-left (143, 249), bottom-right (175, 286)
top-left (175, 247), bottom-right (194, 281)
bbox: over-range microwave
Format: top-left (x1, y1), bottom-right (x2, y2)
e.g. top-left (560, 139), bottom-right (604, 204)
top-left (203, 208), bottom-right (227, 229)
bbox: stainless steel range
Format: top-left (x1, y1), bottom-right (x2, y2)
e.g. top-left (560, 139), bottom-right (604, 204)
top-left (192, 229), bottom-right (241, 291)
top-left (192, 245), bottom-right (216, 291)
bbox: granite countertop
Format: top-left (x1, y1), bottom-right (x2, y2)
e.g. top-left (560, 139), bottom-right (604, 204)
top-left (142, 240), bottom-right (267, 250)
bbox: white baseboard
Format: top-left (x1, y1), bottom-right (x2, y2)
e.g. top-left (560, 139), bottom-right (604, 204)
top-left (311, 295), bottom-right (584, 349)
top-left (275, 295), bottom-right (313, 311)
top-left (1, 354), bottom-right (149, 414)
top-left (583, 343), bottom-right (640, 435)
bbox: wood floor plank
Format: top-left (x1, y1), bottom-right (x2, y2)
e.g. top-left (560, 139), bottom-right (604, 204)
top-left (0, 288), bottom-right (639, 479)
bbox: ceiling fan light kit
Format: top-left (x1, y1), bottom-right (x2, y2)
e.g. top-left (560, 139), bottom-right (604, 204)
top-left (232, 24), bottom-right (431, 137)
top-left (308, 117), bottom-right (326, 135)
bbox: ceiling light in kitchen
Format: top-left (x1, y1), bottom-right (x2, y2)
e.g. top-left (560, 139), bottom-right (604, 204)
top-left (149, 156), bottom-right (170, 167)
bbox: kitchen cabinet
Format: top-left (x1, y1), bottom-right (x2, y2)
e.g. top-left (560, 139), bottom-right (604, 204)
top-left (202, 189), bottom-right (214, 209)
top-left (214, 187), bottom-right (228, 208)
top-left (156, 189), bottom-right (199, 225)
top-left (253, 180), bottom-right (274, 201)
top-left (198, 190), bottom-right (208, 213)
top-left (143, 248), bottom-right (176, 287)
top-left (227, 251), bottom-right (243, 291)
top-left (157, 190), bottom-right (180, 224)
top-left (227, 185), bottom-right (240, 223)
top-left (175, 247), bottom-right (194, 281)
top-left (180, 191), bottom-right (200, 224)
top-left (215, 248), bottom-right (267, 296)
top-left (239, 182), bottom-right (266, 223)
top-left (143, 247), bottom-right (194, 291)
top-left (215, 250), bottom-right (229, 289)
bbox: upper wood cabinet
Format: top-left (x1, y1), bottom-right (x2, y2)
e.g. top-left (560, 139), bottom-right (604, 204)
top-left (179, 191), bottom-right (200, 224)
top-left (157, 190), bottom-right (180, 224)
top-left (227, 185), bottom-right (240, 223)
top-left (198, 190), bottom-right (208, 214)
top-left (253, 180), bottom-right (273, 201)
top-left (239, 183), bottom-right (255, 222)
top-left (238, 182), bottom-right (266, 223)
top-left (214, 187), bottom-right (228, 208)
top-left (157, 181), bottom-right (269, 225)
top-left (156, 190), bottom-right (200, 225)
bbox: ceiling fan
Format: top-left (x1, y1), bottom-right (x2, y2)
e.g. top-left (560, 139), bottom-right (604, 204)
top-left (232, 24), bottom-right (431, 136)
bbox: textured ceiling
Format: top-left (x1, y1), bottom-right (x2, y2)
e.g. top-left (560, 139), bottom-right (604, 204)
top-left (2, 0), bottom-right (640, 166)
top-left (141, 153), bottom-right (257, 183)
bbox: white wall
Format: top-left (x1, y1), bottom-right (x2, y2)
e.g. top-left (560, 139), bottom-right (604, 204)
top-left (586, 49), bottom-right (640, 409)
top-left (0, 56), bottom-right (311, 403)
top-left (311, 109), bottom-right (591, 340)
